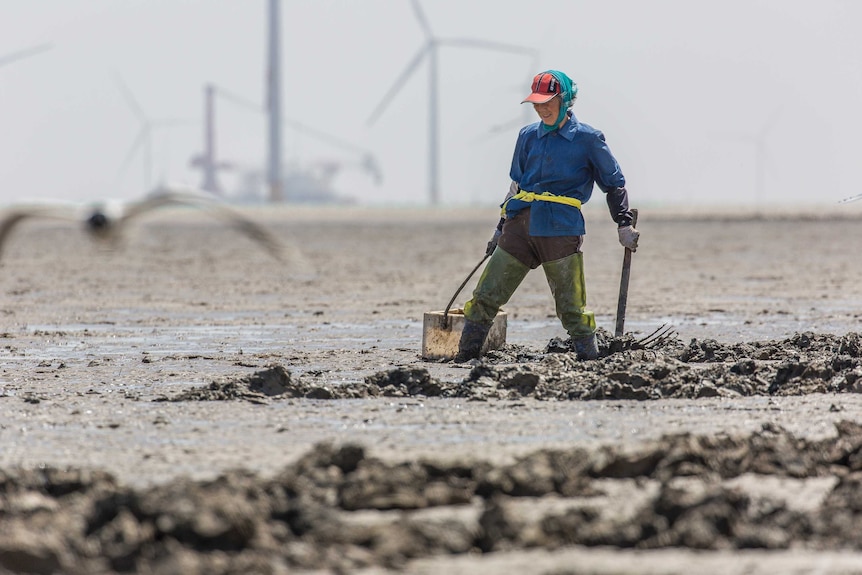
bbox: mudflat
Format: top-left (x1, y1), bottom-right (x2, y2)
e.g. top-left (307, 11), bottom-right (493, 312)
top-left (2, 203), bottom-right (862, 574)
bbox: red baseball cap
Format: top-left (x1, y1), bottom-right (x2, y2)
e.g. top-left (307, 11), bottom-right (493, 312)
top-left (522, 72), bottom-right (562, 104)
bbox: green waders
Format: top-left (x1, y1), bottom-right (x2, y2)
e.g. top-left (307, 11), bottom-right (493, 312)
top-left (542, 253), bottom-right (596, 337)
top-left (543, 253), bottom-right (599, 359)
top-left (456, 248), bottom-right (529, 361)
top-left (458, 249), bottom-right (599, 362)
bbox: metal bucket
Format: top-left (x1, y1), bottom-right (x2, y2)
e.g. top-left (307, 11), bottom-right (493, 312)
top-left (421, 308), bottom-right (507, 361)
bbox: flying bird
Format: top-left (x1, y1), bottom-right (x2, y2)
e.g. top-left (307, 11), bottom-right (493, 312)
top-left (0, 184), bottom-right (289, 263)
top-left (838, 193), bottom-right (862, 204)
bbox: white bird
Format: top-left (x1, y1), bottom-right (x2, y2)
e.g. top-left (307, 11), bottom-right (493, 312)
top-left (838, 193), bottom-right (862, 204)
top-left (0, 184), bottom-right (288, 263)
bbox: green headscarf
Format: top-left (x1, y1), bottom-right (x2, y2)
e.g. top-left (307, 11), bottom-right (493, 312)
top-left (541, 70), bottom-right (578, 132)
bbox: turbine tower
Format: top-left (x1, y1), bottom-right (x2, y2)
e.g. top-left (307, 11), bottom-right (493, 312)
top-left (266, 0), bottom-right (283, 203)
top-left (367, 0), bottom-right (537, 205)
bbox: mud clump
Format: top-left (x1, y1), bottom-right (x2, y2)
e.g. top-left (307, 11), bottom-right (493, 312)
top-left (160, 366), bottom-right (453, 403)
top-left (158, 365), bottom-right (344, 402)
top-left (159, 331), bottom-right (862, 403)
top-left (7, 422), bottom-right (862, 573)
top-left (465, 331), bottom-right (862, 401)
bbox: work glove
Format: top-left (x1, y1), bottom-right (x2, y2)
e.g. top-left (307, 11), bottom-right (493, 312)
top-left (618, 225), bottom-right (640, 252)
top-left (486, 217), bottom-right (505, 256)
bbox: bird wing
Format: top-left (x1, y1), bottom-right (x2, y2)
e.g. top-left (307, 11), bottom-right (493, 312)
top-left (838, 193), bottom-right (862, 204)
top-left (116, 186), bottom-right (216, 222)
top-left (0, 204), bottom-right (83, 260)
top-left (119, 185), bottom-right (288, 262)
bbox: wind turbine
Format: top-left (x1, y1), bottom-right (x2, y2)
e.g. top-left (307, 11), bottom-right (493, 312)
top-left (0, 43), bottom-right (52, 69)
top-left (710, 106), bottom-right (783, 206)
top-left (112, 74), bottom-right (195, 192)
top-left (366, 0), bottom-right (537, 205)
top-left (192, 84), bottom-right (383, 201)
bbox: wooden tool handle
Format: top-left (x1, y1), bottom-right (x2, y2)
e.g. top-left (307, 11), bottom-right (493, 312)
top-left (614, 208), bottom-right (638, 338)
top-left (444, 253), bottom-right (490, 320)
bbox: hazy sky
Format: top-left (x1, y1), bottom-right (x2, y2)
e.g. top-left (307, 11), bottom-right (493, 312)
top-left (1, 0), bottom-right (860, 208)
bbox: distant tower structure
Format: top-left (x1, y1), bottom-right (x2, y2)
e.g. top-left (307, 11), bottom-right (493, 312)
top-left (201, 83), bottom-right (221, 194)
top-left (266, 0), bottom-right (284, 203)
top-left (189, 83), bottom-right (232, 195)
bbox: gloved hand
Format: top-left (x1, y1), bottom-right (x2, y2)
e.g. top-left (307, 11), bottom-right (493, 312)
top-left (486, 218), bottom-right (505, 256)
top-left (618, 225), bottom-right (640, 252)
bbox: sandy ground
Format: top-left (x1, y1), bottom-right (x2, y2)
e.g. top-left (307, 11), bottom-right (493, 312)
top-left (2, 202), bottom-right (862, 574)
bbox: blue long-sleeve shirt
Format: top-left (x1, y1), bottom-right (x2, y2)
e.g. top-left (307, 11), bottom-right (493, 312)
top-left (507, 114), bottom-right (626, 236)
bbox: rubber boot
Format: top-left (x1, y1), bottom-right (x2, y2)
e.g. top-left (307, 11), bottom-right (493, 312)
top-left (454, 320), bottom-right (493, 363)
top-left (457, 248), bottom-right (530, 361)
top-left (570, 332), bottom-right (599, 361)
top-left (542, 253), bottom-right (598, 360)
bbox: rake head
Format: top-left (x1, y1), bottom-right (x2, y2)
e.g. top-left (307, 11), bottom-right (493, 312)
top-left (632, 324), bottom-right (677, 349)
top-left (550, 324), bottom-right (679, 356)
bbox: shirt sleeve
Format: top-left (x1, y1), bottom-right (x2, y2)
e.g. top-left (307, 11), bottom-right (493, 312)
top-left (605, 187), bottom-right (634, 227)
top-left (589, 130), bottom-right (626, 191)
top-left (590, 131), bottom-right (633, 226)
top-left (509, 127), bottom-right (530, 184)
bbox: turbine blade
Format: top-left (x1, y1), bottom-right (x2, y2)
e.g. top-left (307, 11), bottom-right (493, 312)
top-left (366, 45), bottom-right (430, 125)
top-left (115, 128), bottom-right (147, 183)
top-left (759, 104), bottom-right (784, 138)
top-left (282, 117), bottom-right (367, 155)
top-left (708, 130), bottom-right (753, 142)
top-left (479, 117), bottom-right (526, 139)
top-left (410, 0), bottom-right (433, 39)
top-left (112, 71), bottom-right (147, 123)
top-left (210, 84), bottom-right (378, 173)
top-left (439, 38), bottom-right (538, 58)
top-left (151, 117), bottom-right (198, 128)
top-left (213, 85), bottom-right (264, 114)
top-left (0, 43), bottom-right (53, 68)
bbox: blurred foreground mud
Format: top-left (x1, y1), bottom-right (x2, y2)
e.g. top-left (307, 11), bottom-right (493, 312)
top-left (4, 419), bottom-right (862, 574)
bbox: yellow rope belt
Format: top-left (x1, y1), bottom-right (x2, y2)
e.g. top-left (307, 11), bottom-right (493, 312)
top-left (501, 190), bottom-right (582, 215)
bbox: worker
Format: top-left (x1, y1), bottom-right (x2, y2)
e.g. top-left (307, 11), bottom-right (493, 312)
top-left (455, 69), bottom-right (639, 362)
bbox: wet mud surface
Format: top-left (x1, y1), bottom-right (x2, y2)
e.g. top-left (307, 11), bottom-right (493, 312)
top-left (159, 330), bottom-right (862, 404)
top-left (2, 206), bottom-right (862, 573)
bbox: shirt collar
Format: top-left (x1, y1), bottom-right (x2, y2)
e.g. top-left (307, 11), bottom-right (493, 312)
top-left (536, 113), bottom-right (578, 140)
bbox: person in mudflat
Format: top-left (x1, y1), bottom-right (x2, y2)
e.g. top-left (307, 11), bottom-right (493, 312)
top-left (456, 70), bottom-right (639, 362)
